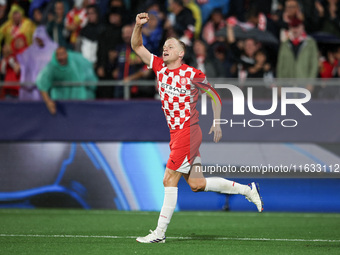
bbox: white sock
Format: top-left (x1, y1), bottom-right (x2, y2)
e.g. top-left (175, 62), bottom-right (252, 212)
top-left (155, 187), bottom-right (178, 236)
top-left (204, 177), bottom-right (250, 196)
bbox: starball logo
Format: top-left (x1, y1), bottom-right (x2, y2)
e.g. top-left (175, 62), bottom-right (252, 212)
top-left (201, 84), bottom-right (312, 128)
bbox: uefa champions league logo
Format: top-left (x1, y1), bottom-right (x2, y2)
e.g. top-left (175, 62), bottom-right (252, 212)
top-left (201, 84), bottom-right (312, 128)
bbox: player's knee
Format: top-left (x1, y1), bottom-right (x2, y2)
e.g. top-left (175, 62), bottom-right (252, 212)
top-left (189, 180), bottom-right (205, 192)
top-left (190, 185), bottom-right (201, 192)
top-left (163, 168), bottom-right (181, 187)
top-left (163, 177), bottom-right (170, 187)
top-left (163, 173), bottom-right (177, 187)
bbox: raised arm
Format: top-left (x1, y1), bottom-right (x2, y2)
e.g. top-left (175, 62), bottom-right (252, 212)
top-left (131, 13), bottom-right (152, 66)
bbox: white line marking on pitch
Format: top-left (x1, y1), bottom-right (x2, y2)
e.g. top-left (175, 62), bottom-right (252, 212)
top-left (0, 234), bottom-right (339, 243)
top-left (1, 210), bottom-right (340, 218)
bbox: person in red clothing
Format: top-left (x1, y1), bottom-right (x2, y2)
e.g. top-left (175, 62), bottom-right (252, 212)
top-left (131, 12), bottom-right (263, 244)
top-left (317, 46), bottom-right (340, 99)
top-left (64, 0), bottom-right (88, 47)
top-left (319, 47), bottom-right (339, 79)
top-left (0, 34), bottom-right (28, 99)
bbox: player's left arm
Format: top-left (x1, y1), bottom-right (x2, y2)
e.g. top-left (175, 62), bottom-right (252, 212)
top-left (207, 86), bottom-right (222, 143)
top-left (192, 78), bottom-right (222, 143)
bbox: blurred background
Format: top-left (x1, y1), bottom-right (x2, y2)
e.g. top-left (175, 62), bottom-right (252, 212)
top-left (0, 0), bottom-right (339, 212)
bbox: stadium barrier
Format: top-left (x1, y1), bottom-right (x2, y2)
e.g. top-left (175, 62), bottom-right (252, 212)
top-left (1, 77), bottom-right (340, 99)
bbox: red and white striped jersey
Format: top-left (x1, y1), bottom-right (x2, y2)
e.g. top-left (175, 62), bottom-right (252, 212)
top-left (148, 54), bottom-right (209, 130)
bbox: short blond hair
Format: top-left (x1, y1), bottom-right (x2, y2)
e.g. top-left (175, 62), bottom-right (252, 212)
top-left (165, 37), bottom-right (186, 54)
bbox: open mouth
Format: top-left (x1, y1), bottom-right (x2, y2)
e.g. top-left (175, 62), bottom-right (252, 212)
top-left (163, 53), bottom-right (169, 57)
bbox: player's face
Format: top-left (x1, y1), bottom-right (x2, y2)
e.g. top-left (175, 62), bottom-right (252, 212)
top-left (163, 39), bottom-right (182, 64)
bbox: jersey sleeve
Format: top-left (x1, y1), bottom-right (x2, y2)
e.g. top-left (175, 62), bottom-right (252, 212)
top-left (192, 69), bottom-right (209, 89)
top-left (147, 54), bottom-right (164, 73)
top-left (192, 70), bottom-right (222, 105)
top-left (193, 69), bottom-right (208, 84)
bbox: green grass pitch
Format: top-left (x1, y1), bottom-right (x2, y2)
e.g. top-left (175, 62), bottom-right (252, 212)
top-left (1, 209), bottom-right (339, 255)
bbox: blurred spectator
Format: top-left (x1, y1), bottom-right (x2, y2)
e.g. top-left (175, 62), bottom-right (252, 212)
top-left (187, 39), bottom-right (219, 78)
top-left (227, 0), bottom-right (274, 22)
top-left (228, 0), bottom-right (246, 22)
top-left (30, 0), bottom-right (73, 24)
top-left (142, 10), bottom-right (163, 55)
top-left (37, 46), bottom-right (97, 114)
top-left (236, 6), bottom-right (280, 63)
top-left (165, 0), bottom-right (196, 46)
top-left (226, 22), bottom-right (261, 79)
top-left (96, 7), bottom-right (123, 98)
top-left (64, 0), bottom-right (88, 47)
top-left (109, 0), bottom-right (131, 24)
top-left (0, 0), bottom-right (7, 26)
top-left (245, 6), bottom-right (279, 39)
top-left (248, 49), bottom-right (273, 78)
top-left (226, 20), bottom-right (273, 97)
top-left (17, 26), bottom-right (58, 100)
top-left (0, 4), bottom-right (36, 52)
top-left (32, 7), bottom-right (43, 25)
top-left (202, 8), bottom-right (226, 46)
top-left (227, 18), bottom-right (273, 98)
top-left (1, 45), bottom-right (15, 80)
top-left (277, 0), bottom-right (305, 41)
top-left (144, 0), bottom-right (166, 22)
top-left (110, 0), bottom-right (125, 9)
top-left (113, 24), bottom-right (144, 98)
top-left (46, 0), bottom-right (71, 48)
top-left (197, 0), bottom-right (229, 24)
top-left (297, 0), bottom-right (319, 33)
top-left (248, 49), bottom-right (274, 97)
top-left (315, 0), bottom-right (340, 38)
top-left (122, 66), bottom-right (155, 98)
top-left (212, 42), bottom-right (234, 78)
top-left (16, 0), bottom-right (31, 16)
top-left (276, 17), bottom-right (319, 93)
top-left (12, 33), bottom-right (30, 55)
top-left (316, 46), bottom-right (340, 99)
top-left (319, 46), bottom-right (339, 78)
top-left (77, 4), bottom-right (105, 64)
top-left (0, 34), bottom-right (28, 99)
top-left (1, 45), bottom-right (19, 98)
top-left (226, 5), bottom-right (279, 38)
top-left (255, 0), bottom-right (274, 16)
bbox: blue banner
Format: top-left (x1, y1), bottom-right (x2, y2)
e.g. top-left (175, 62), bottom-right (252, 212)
top-left (0, 100), bottom-right (339, 142)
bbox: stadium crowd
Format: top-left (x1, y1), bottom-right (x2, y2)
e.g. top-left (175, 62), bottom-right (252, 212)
top-left (1, 0), bottom-right (340, 100)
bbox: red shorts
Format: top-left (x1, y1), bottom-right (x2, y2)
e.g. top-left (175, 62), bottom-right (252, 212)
top-left (166, 124), bottom-right (202, 174)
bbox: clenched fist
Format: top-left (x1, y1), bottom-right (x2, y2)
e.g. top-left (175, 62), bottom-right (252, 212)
top-left (136, 12), bottom-right (149, 26)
